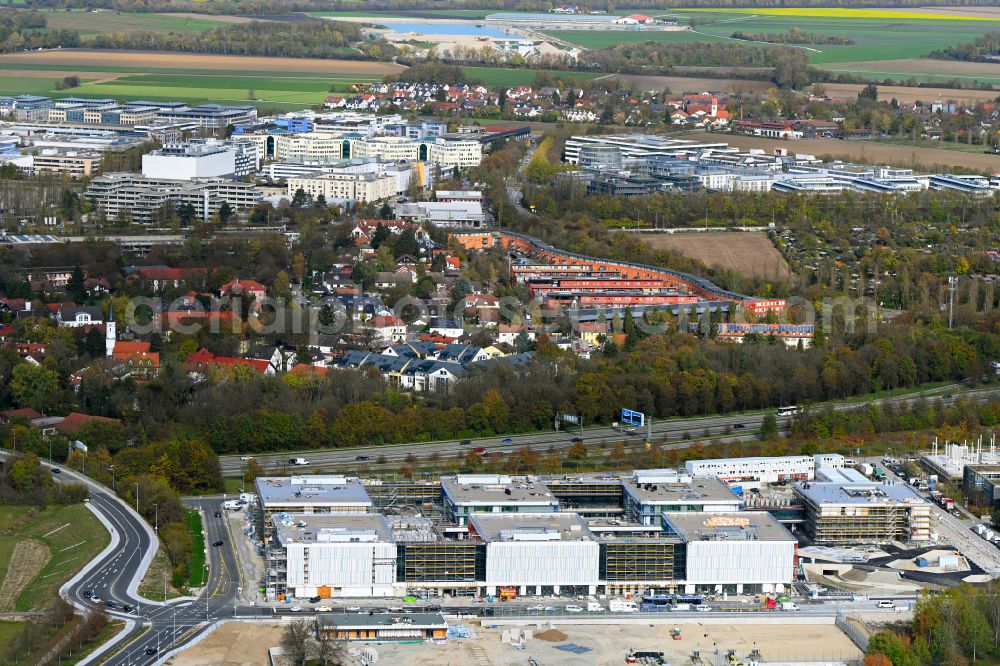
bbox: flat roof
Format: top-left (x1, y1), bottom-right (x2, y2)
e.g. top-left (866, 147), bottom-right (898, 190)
top-left (795, 482), bottom-right (931, 506)
top-left (255, 476), bottom-right (372, 508)
top-left (441, 475), bottom-right (557, 507)
top-left (469, 512), bottom-right (594, 542)
top-left (623, 476), bottom-right (740, 505)
top-left (316, 613), bottom-right (447, 629)
top-left (663, 512), bottom-right (796, 543)
top-left (274, 513), bottom-right (393, 546)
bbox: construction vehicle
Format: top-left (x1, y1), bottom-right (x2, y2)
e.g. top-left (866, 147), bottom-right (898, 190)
top-left (498, 586), bottom-right (517, 601)
top-left (690, 650), bottom-right (705, 665)
top-left (670, 627), bottom-right (682, 640)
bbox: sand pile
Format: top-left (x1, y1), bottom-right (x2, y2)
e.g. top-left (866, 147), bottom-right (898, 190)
top-left (534, 628), bottom-right (568, 642)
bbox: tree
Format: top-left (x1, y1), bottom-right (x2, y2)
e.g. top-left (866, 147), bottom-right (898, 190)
top-left (291, 188), bottom-right (312, 209)
top-left (760, 413), bottom-right (779, 440)
top-left (378, 201), bottom-right (394, 220)
top-left (67, 265), bottom-right (86, 302)
top-left (273, 271), bottom-right (291, 300)
top-left (316, 633), bottom-right (346, 666)
top-left (83, 326), bottom-right (105, 358)
top-left (218, 201), bottom-right (234, 224)
top-left (11, 364), bottom-right (61, 414)
top-left (282, 619), bottom-right (313, 666)
top-left (292, 252), bottom-right (306, 284)
top-left (858, 83), bottom-right (879, 105)
top-left (178, 202), bottom-right (197, 226)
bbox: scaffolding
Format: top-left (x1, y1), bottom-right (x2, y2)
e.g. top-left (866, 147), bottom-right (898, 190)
top-left (397, 542), bottom-right (484, 583)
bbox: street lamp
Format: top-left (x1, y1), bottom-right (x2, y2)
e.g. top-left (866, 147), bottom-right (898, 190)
top-left (134, 482), bottom-right (139, 514)
top-left (153, 503), bottom-right (158, 532)
top-left (109, 465), bottom-right (116, 493)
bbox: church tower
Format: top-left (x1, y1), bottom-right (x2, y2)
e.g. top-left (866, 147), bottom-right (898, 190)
top-left (106, 301), bottom-right (116, 357)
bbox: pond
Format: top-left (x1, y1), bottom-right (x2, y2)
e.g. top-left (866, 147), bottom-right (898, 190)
top-left (375, 21), bottom-right (511, 39)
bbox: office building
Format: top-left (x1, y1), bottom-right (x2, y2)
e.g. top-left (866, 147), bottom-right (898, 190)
top-left (250, 131), bottom-right (481, 169)
top-left (287, 171), bottom-right (397, 204)
top-left (143, 142), bottom-right (237, 180)
top-left (622, 470), bottom-right (742, 526)
top-left (794, 481), bottom-right (933, 544)
top-left (30, 149), bottom-right (102, 177)
top-left (84, 173), bottom-right (262, 223)
top-left (686, 454), bottom-right (845, 487)
top-left (963, 465), bottom-right (1000, 509)
top-left (155, 104), bottom-right (257, 130)
top-left (442, 474), bottom-right (558, 525)
top-left (394, 200), bottom-right (487, 228)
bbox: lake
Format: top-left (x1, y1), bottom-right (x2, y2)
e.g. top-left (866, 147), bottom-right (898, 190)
top-left (376, 21), bottom-right (511, 39)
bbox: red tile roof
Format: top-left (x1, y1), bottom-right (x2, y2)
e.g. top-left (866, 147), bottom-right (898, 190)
top-left (55, 412), bottom-right (121, 434)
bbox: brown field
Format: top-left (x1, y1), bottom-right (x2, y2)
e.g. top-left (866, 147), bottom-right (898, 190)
top-left (0, 50), bottom-right (406, 76)
top-left (820, 82), bottom-right (1000, 105)
top-left (613, 73), bottom-right (774, 94)
top-left (638, 231), bottom-right (790, 281)
top-left (824, 58), bottom-right (1000, 79)
top-left (688, 132), bottom-right (1000, 172)
top-left (615, 74), bottom-right (998, 105)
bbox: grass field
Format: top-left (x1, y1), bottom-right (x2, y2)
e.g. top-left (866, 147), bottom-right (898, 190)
top-left (184, 509), bottom-right (206, 588)
top-left (548, 9), bottom-right (1000, 68)
top-left (43, 10), bottom-right (241, 36)
top-left (0, 50), bottom-right (400, 109)
top-left (637, 231), bottom-right (790, 281)
top-left (0, 620), bottom-right (22, 657)
top-left (0, 504), bottom-right (108, 612)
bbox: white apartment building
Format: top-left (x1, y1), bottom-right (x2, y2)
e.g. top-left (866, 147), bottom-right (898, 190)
top-left (252, 132), bottom-right (481, 170)
top-left (287, 172), bottom-right (397, 204)
top-left (85, 174), bottom-right (261, 223)
top-left (685, 454), bottom-right (846, 487)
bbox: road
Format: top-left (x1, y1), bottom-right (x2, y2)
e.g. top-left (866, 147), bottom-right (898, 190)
top-left (0, 452), bottom-right (241, 666)
top-left (218, 383), bottom-right (1000, 474)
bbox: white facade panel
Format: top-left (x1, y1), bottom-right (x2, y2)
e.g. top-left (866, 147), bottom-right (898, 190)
top-left (685, 540), bottom-right (794, 585)
top-left (142, 150), bottom-right (236, 180)
top-left (485, 541), bottom-right (599, 585)
top-left (286, 542), bottom-right (396, 597)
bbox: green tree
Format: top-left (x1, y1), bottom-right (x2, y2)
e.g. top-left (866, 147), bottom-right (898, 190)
top-left (11, 364), bottom-right (61, 414)
top-left (760, 413), bottom-right (779, 439)
top-left (217, 201), bottom-right (234, 224)
top-left (67, 265), bottom-right (86, 302)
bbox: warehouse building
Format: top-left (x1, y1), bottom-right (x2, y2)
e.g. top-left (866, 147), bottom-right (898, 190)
top-left (662, 513), bottom-right (796, 594)
top-left (469, 512), bottom-right (600, 597)
top-left (622, 470), bottom-right (742, 525)
top-left (442, 474), bottom-right (559, 525)
top-left (794, 482), bottom-right (933, 545)
top-left (685, 454), bottom-right (846, 487)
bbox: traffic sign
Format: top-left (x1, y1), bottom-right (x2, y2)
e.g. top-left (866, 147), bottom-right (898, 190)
top-left (622, 409), bottom-right (645, 427)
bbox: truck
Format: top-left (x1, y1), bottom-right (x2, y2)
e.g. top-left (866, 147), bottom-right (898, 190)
top-left (222, 500), bottom-right (242, 511)
top-left (939, 497), bottom-right (955, 511)
top-left (858, 463), bottom-right (874, 478)
top-left (586, 601), bottom-right (604, 612)
top-left (780, 602), bottom-right (799, 611)
top-left (609, 600), bottom-right (638, 613)
top-left (670, 603), bottom-right (691, 612)
top-left (288, 458), bottom-right (309, 466)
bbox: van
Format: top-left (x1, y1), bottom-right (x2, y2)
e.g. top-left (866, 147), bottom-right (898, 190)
top-left (239, 493), bottom-right (256, 504)
top-left (586, 601), bottom-right (604, 612)
top-left (876, 600), bottom-right (895, 609)
top-left (288, 458), bottom-right (309, 466)
top-left (223, 500), bottom-right (241, 511)
top-left (609, 600), bottom-right (638, 613)
top-left (670, 603), bottom-right (690, 612)
top-left (695, 605), bottom-right (712, 612)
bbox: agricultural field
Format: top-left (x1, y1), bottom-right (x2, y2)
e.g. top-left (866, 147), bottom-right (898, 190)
top-left (638, 231), bottom-right (791, 281)
top-left (0, 504), bottom-right (108, 612)
top-left (817, 58), bottom-right (1000, 87)
top-left (0, 51), bottom-right (403, 109)
top-left (548, 8), bottom-right (1000, 70)
top-left (42, 10), bottom-right (248, 36)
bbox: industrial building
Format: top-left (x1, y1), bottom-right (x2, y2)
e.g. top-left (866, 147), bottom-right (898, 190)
top-left (256, 470), bottom-right (800, 600)
top-left (622, 470), bottom-right (742, 526)
top-left (685, 454), bottom-right (845, 487)
top-left (793, 481), bottom-right (933, 545)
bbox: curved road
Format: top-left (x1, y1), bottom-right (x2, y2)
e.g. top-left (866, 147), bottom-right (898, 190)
top-left (218, 383), bottom-right (1000, 474)
top-left (0, 454), bottom-right (240, 665)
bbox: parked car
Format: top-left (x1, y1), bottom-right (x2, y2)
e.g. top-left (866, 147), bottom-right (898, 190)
top-left (309, 596), bottom-right (322, 603)
top-left (346, 605), bottom-right (361, 612)
top-left (564, 604), bottom-right (584, 613)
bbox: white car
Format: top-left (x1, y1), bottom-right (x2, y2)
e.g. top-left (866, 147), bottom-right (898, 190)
top-left (564, 604), bottom-right (584, 613)
top-left (316, 606), bottom-right (333, 612)
top-left (346, 605), bottom-right (361, 612)
top-left (240, 456), bottom-right (253, 461)
top-left (289, 605), bottom-right (302, 612)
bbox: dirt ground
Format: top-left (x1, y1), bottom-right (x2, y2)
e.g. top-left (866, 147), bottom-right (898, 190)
top-left (377, 621), bottom-right (863, 666)
top-left (686, 132), bottom-right (1000, 172)
top-left (0, 50), bottom-right (405, 76)
top-left (614, 73), bottom-right (999, 105)
top-left (168, 619), bottom-right (862, 666)
top-left (169, 621), bottom-right (284, 666)
top-left (0, 540), bottom-right (49, 610)
top-left (638, 231), bottom-right (790, 281)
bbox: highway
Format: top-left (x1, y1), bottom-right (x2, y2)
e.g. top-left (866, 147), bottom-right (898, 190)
top-left (217, 383), bottom-right (1000, 474)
